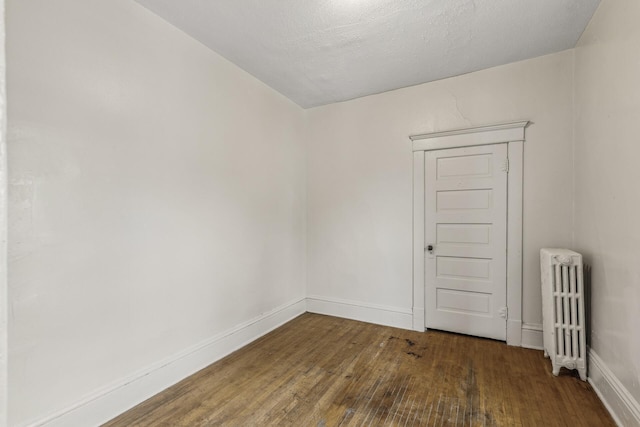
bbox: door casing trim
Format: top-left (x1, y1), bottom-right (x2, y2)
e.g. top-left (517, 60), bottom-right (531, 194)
top-left (410, 121), bottom-right (529, 346)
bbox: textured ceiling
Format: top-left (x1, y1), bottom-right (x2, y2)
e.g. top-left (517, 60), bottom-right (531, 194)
top-left (135, 0), bottom-right (600, 108)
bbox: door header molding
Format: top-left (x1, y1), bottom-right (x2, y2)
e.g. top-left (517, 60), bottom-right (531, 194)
top-left (410, 121), bottom-right (530, 152)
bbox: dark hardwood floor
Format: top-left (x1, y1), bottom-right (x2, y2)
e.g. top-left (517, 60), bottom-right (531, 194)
top-left (104, 313), bottom-right (614, 426)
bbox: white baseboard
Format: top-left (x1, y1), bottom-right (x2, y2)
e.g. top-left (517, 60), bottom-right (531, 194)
top-left (306, 295), bottom-right (413, 330)
top-left (520, 322), bottom-right (543, 350)
top-left (589, 349), bottom-right (640, 427)
top-left (27, 298), bottom-right (307, 427)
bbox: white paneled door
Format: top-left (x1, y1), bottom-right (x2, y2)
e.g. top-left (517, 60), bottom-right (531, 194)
top-left (425, 143), bottom-right (508, 340)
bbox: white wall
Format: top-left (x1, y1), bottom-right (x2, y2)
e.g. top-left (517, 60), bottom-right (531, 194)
top-left (0, 0), bottom-right (7, 425)
top-left (7, 0), bottom-right (306, 425)
top-left (574, 0), bottom-right (640, 422)
top-left (306, 51), bottom-right (575, 331)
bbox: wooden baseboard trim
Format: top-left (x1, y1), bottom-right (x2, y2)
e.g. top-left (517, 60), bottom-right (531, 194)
top-left (306, 296), bottom-right (413, 330)
top-left (25, 298), bottom-right (307, 427)
top-left (520, 323), bottom-right (543, 350)
top-left (589, 349), bottom-right (640, 427)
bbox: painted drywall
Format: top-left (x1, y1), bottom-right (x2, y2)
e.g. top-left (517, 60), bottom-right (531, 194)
top-left (573, 0), bottom-right (640, 415)
top-left (6, 0), bottom-right (306, 425)
top-left (0, 0), bottom-right (7, 425)
top-left (306, 51), bottom-right (574, 330)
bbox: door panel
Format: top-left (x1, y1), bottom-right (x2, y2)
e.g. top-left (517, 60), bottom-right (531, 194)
top-left (425, 143), bottom-right (507, 340)
top-left (436, 289), bottom-right (491, 315)
top-left (436, 257), bottom-right (492, 281)
top-left (437, 154), bottom-right (493, 179)
top-left (436, 224), bottom-right (492, 246)
top-left (436, 189), bottom-right (493, 211)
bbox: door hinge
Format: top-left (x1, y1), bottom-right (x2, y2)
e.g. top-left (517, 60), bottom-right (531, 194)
top-left (502, 157), bottom-right (509, 173)
top-left (499, 306), bottom-right (508, 319)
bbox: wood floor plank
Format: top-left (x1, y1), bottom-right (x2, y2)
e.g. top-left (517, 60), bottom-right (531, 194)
top-left (104, 313), bottom-right (615, 427)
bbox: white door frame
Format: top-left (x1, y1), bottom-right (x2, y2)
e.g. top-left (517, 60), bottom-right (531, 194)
top-left (411, 121), bottom-right (529, 346)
